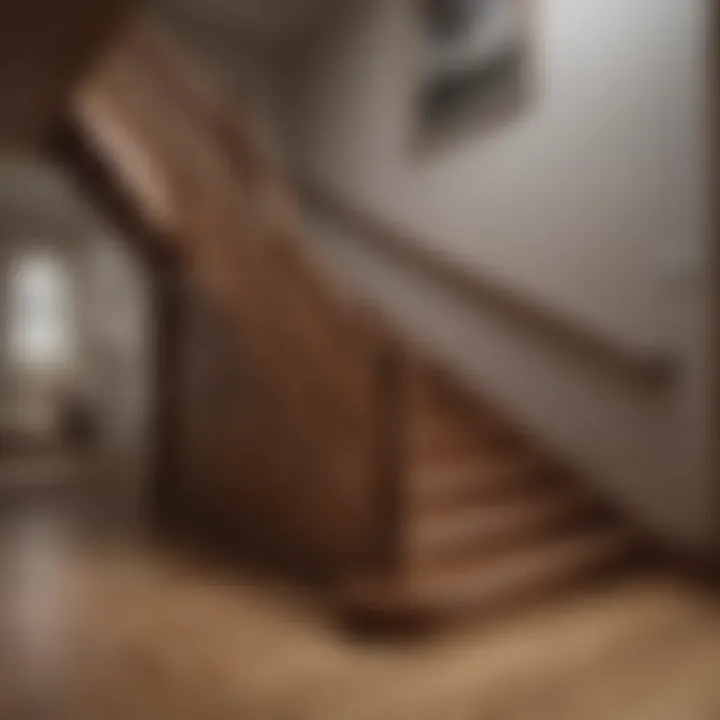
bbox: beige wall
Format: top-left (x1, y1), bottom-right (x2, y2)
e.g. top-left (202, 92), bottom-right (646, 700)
top-left (80, 231), bottom-right (153, 522)
top-left (285, 0), bottom-right (714, 546)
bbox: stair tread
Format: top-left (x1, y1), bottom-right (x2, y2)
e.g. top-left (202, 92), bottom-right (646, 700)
top-left (409, 491), bottom-right (592, 561)
top-left (341, 528), bottom-right (633, 616)
top-left (411, 457), bottom-right (538, 503)
top-left (411, 434), bottom-right (516, 458)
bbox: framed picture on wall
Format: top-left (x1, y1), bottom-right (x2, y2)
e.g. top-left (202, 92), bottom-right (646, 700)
top-left (419, 0), bottom-right (530, 139)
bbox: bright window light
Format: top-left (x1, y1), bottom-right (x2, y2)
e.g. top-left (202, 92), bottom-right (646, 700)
top-left (9, 254), bottom-right (74, 367)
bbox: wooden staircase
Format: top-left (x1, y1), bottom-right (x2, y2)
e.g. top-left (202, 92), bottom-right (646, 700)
top-left (339, 367), bottom-right (634, 625)
top-left (58, 16), bottom-right (639, 628)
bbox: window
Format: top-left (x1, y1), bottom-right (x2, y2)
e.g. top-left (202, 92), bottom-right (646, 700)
top-left (9, 253), bottom-right (74, 368)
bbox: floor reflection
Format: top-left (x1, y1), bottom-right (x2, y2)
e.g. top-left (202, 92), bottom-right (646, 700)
top-left (0, 453), bottom-right (719, 719)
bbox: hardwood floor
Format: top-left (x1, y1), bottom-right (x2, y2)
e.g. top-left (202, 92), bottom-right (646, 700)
top-left (0, 479), bottom-right (719, 719)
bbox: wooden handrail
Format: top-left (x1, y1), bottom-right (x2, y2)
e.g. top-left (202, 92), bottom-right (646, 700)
top-left (299, 178), bottom-right (677, 390)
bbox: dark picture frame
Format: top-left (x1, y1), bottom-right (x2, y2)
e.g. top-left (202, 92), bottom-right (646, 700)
top-left (419, 0), bottom-right (529, 139)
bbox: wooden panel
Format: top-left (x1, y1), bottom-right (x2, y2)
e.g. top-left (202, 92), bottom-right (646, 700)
top-left (69, 19), bottom-right (412, 574)
top-left (174, 276), bottom-right (380, 569)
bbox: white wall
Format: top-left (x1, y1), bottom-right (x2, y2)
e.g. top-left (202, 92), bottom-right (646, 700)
top-left (285, 0), bottom-right (714, 546)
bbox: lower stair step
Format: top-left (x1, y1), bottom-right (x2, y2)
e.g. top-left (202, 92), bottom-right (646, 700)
top-left (339, 528), bottom-right (635, 625)
top-left (410, 457), bottom-right (542, 509)
top-left (408, 492), bottom-right (593, 565)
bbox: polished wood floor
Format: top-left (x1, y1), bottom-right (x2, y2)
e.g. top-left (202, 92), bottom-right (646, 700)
top-left (1, 455), bottom-right (720, 719)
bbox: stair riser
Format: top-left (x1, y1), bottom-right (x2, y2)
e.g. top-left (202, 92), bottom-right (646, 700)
top-left (410, 470), bottom-right (544, 512)
top-left (339, 536), bottom-right (634, 629)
